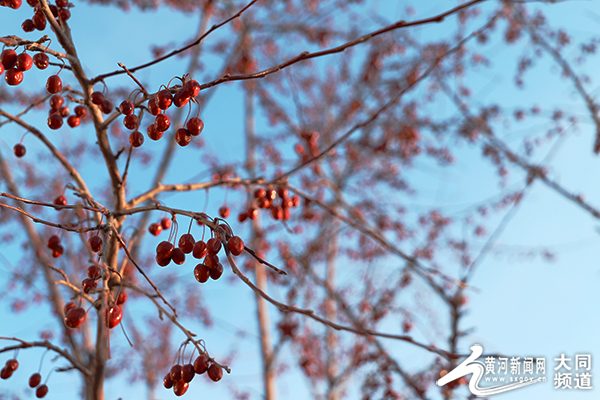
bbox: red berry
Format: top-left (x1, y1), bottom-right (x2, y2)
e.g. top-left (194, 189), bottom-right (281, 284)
top-left (32, 12), bottom-right (46, 30)
top-left (171, 248), bottom-right (186, 265)
top-left (161, 217), bottom-right (172, 230)
top-left (194, 264), bottom-right (210, 283)
top-left (254, 188), bottom-right (266, 198)
top-left (156, 241), bottom-right (174, 259)
top-left (101, 99), bottom-right (113, 114)
top-left (181, 364), bottom-right (195, 383)
top-left (247, 207), bottom-right (259, 220)
top-left (116, 290), bottom-right (128, 305)
top-left (227, 236), bottom-right (244, 256)
top-left (105, 304), bottom-right (122, 329)
top-left (129, 131), bottom-right (144, 147)
top-left (156, 89), bottom-right (173, 110)
top-left (1, 49), bottom-right (17, 70)
top-left (6, 0), bottom-right (22, 8)
top-left (26, 0), bottom-right (37, 6)
top-left (90, 91), bottom-right (104, 105)
top-left (163, 372), bottom-right (174, 389)
top-left (58, 106), bottom-right (69, 118)
top-left (175, 128), bottom-right (191, 147)
top-left (271, 206), bottom-right (284, 220)
top-left (277, 187), bottom-right (288, 199)
top-left (238, 212), bottom-right (248, 222)
top-left (35, 384), bottom-right (48, 398)
top-left (87, 265), bottom-right (101, 279)
top-left (22, 19), bottom-right (35, 32)
top-left (148, 97), bottom-right (160, 116)
top-left (58, 7), bottom-right (70, 21)
top-left (74, 105), bottom-right (87, 118)
top-left (13, 143), bottom-right (26, 157)
top-left (204, 254), bottom-right (219, 269)
top-left (5, 359), bottom-right (18, 372)
top-left (193, 354), bottom-right (209, 374)
top-left (64, 307), bottom-right (86, 328)
top-left (82, 277), bottom-right (97, 293)
top-left (155, 113), bottom-right (170, 131)
top-left (184, 79), bottom-right (200, 97)
top-left (119, 100), bottom-right (134, 115)
top-left (0, 367), bottom-right (12, 379)
top-left (51, 244), bottom-right (64, 258)
top-left (192, 240), bottom-right (207, 259)
top-left (53, 195), bottom-right (67, 208)
top-left (29, 372), bottom-right (41, 388)
top-left (209, 262), bottom-right (223, 280)
top-left (33, 52), bottom-right (49, 69)
top-left (173, 88), bottom-right (190, 108)
top-left (5, 68), bottom-right (23, 86)
top-left (178, 233), bottom-right (195, 254)
top-left (63, 301), bottom-right (76, 315)
top-left (207, 364), bottom-right (223, 382)
top-left (266, 188), bottom-right (277, 200)
top-left (187, 117), bottom-right (204, 136)
top-left (47, 235), bottom-right (60, 248)
top-left (156, 254), bottom-right (171, 267)
top-left (123, 114), bottom-right (138, 130)
top-left (170, 364), bottom-right (183, 382)
top-left (49, 94), bottom-right (64, 109)
top-left (219, 206), bottom-right (230, 218)
top-left (67, 115), bottom-right (80, 127)
top-left (206, 238), bottom-right (222, 255)
top-left (147, 124), bottom-right (163, 140)
top-left (173, 380), bottom-right (189, 396)
top-left (46, 75), bottom-right (62, 94)
top-left (47, 113), bottom-right (63, 129)
top-left (148, 223), bottom-right (162, 236)
top-left (16, 53), bottom-right (33, 71)
top-left (88, 235), bottom-right (102, 252)
top-left (55, 0), bottom-right (68, 7)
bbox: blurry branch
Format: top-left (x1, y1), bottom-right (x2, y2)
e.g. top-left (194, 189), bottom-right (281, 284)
top-left (0, 92), bottom-right (53, 128)
top-left (440, 81), bottom-right (600, 222)
top-left (196, 0), bottom-right (486, 93)
top-left (287, 185), bottom-right (455, 299)
top-left (91, 0), bottom-right (258, 83)
top-left (275, 13), bottom-right (499, 182)
top-left (0, 108), bottom-right (95, 207)
top-left (124, 285), bottom-right (231, 374)
top-left (222, 246), bottom-right (449, 360)
top-left (0, 201), bottom-right (104, 233)
top-left (518, 11), bottom-right (600, 153)
top-left (0, 151), bottom-right (86, 367)
top-left (0, 337), bottom-right (90, 376)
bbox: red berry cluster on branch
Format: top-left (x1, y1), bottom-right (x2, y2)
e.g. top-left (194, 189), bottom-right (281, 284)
top-left (0, 359), bottom-right (18, 380)
top-left (46, 234), bottom-right (63, 258)
top-left (163, 352), bottom-right (223, 397)
top-left (238, 186), bottom-right (300, 222)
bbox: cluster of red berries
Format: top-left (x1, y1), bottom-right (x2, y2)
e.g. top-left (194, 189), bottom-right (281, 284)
top-left (164, 353), bottom-right (223, 396)
top-left (117, 99), bottom-right (144, 147)
top-left (46, 234), bottom-right (63, 258)
top-left (148, 217), bottom-right (172, 236)
top-left (151, 218), bottom-right (244, 282)
top-left (0, 358), bottom-right (49, 397)
top-left (46, 93), bottom-right (87, 130)
top-left (237, 186), bottom-right (300, 222)
top-left (0, 359), bottom-right (18, 380)
top-left (145, 79), bottom-right (204, 146)
top-left (1, 48), bottom-right (37, 86)
top-left (14, 0), bottom-right (71, 32)
top-left (28, 372), bottom-right (48, 398)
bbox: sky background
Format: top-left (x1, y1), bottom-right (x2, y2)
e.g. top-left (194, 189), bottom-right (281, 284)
top-left (2, 0), bottom-right (600, 399)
